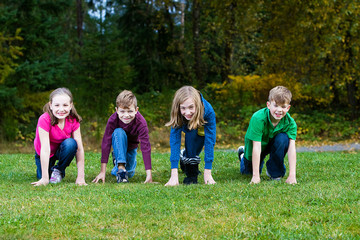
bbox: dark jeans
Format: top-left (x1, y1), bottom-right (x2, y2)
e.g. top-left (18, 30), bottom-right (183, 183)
top-left (240, 133), bottom-right (289, 178)
top-left (182, 127), bottom-right (205, 162)
top-left (35, 138), bottom-right (78, 179)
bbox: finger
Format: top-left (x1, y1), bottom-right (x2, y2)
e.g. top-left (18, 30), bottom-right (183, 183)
top-left (92, 178), bottom-right (98, 183)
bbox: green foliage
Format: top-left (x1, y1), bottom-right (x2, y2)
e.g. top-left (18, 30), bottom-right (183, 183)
top-left (1, 0), bottom-right (360, 142)
top-left (136, 90), bottom-right (174, 126)
top-left (0, 151), bottom-right (359, 238)
top-left (0, 29), bottom-right (23, 83)
top-left (293, 110), bottom-right (360, 142)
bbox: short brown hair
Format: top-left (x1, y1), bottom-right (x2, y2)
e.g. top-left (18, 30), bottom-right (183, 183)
top-left (116, 90), bottom-right (137, 109)
top-left (268, 86), bottom-right (292, 105)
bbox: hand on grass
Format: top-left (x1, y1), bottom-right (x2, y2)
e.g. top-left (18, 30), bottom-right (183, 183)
top-left (143, 169), bottom-right (159, 184)
top-left (75, 177), bottom-right (88, 186)
top-left (250, 175), bottom-right (261, 184)
top-left (92, 172), bottom-right (106, 183)
top-left (31, 178), bottom-right (49, 186)
top-left (165, 168), bottom-right (179, 186)
top-left (204, 169), bottom-right (216, 185)
top-left (285, 175), bottom-right (297, 184)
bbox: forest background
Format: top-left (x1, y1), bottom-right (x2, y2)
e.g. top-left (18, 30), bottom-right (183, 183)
top-left (0, 0), bottom-right (359, 153)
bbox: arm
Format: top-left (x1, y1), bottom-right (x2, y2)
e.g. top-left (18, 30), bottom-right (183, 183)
top-left (31, 127), bottom-right (50, 186)
top-left (73, 127), bottom-right (87, 186)
top-left (137, 121), bottom-right (153, 183)
top-left (165, 168), bottom-right (179, 186)
top-left (92, 163), bottom-right (107, 183)
top-left (166, 127), bottom-right (182, 186)
top-left (251, 141), bottom-right (262, 184)
top-left (203, 103), bottom-right (216, 184)
top-left (285, 139), bottom-right (297, 184)
top-left (203, 118), bottom-right (216, 185)
top-left (93, 114), bottom-right (116, 183)
top-left (144, 169), bottom-right (153, 183)
top-left (204, 169), bottom-right (216, 184)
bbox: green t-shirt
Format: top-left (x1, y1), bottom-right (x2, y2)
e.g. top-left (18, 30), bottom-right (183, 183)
top-left (244, 107), bottom-right (297, 161)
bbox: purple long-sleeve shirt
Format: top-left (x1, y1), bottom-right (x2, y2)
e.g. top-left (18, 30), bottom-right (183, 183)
top-left (101, 111), bottom-right (152, 170)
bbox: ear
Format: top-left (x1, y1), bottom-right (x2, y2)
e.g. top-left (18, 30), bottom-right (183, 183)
top-left (135, 107), bottom-right (139, 113)
top-left (286, 104), bottom-right (291, 111)
top-left (49, 102), bottom-right (52, 110)
top-left (266, 101), bottom-right (271, 109)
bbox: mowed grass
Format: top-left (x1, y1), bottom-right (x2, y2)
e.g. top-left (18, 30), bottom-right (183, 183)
top-left (0, 150), bottom-right (359, 239)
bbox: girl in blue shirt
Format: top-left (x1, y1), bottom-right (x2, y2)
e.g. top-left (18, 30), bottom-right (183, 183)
top-left (165, 86), bottom-right (216, 185)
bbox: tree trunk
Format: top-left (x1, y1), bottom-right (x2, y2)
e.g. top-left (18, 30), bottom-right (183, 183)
top-left (222, 2), bottom-right (236, 83)
top-left (192, 0), bottom-right (204, 88)
top-left (76, 0), bottom-right (84, 54)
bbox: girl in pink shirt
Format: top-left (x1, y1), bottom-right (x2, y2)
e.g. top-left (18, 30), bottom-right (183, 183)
top-left (31, 88), bottom-right (87, 186)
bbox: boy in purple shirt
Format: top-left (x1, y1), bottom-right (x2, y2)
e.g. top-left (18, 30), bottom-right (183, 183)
top-left (92, 90), bottom-right (153, 183)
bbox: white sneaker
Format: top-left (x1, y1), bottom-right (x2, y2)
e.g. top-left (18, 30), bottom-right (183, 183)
top-left (49, 169), bottom-right (62, 183)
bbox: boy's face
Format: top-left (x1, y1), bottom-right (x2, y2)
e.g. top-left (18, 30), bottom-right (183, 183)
top-left (180, 98), bottom-right (196, 120)
top-left (267, 100), bottom-right (290, 122)
top-left (116, 105), bottom-right (138, 124)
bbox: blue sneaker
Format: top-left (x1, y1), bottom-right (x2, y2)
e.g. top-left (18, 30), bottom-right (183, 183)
top-left (116, 169), bottom-right (129, 183)
top-left (237, 146), bottom-right (245, 161)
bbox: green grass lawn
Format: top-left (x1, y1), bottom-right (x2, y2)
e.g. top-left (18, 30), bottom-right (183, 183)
top-left (1, 151), bottom-right (359, 239)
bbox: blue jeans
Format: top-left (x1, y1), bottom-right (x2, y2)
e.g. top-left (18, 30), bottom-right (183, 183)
top-left (110, 128), bottom-right (137, 178)
top-left (240, 133), bottom-right (289, 178)
top-left (182, 127), bottom-right (205, 161)
top-left (35, 138), bottom-right (78, 179)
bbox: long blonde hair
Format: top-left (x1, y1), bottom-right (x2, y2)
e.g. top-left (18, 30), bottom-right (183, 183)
top-left (165, 86), bottom-right (205, 130)
top-left (43, 87), bottom-right (82, 126)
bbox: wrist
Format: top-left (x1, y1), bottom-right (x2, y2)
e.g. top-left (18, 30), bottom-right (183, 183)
top-left (171, 168), bottom-right (178, 177)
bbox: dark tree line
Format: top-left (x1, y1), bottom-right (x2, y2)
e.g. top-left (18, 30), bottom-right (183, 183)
top-left (0, 0), bottom-right (359, 141)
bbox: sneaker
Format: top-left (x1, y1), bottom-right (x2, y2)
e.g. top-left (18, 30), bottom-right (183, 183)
top-left (237, 146), bottom-right (245, 161)
top-left (266, 170), bottom-right (282, 181)
top-left (179, 149), bottom-right (185, 172)
top-left (49, 169), bottom-right (62, 184)
top-left (116, 169), bottom-right (129, 183)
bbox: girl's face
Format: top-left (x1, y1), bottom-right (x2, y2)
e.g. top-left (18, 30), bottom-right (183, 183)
top-left (50, 94), bottom-right (72, 120)
top-left (180, 98), bottom-right (196, 120)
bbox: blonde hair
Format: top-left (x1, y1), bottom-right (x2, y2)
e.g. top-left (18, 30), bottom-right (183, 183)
top-left (268, 86), bottom-right (292, 105)
top-left (116, 90), bottom-right (137, 109)
top-left (43, 87), bottom-right (82, 126)
top-left (166, 86), bottom-right (205, 130)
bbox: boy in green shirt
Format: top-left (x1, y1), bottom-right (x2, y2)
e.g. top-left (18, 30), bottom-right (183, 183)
top-left (238, 86), bottom-right (297, 184)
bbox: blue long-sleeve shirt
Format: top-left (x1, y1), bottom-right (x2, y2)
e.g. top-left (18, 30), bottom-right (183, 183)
top-left (169, 94), bottom-right (216, 169)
